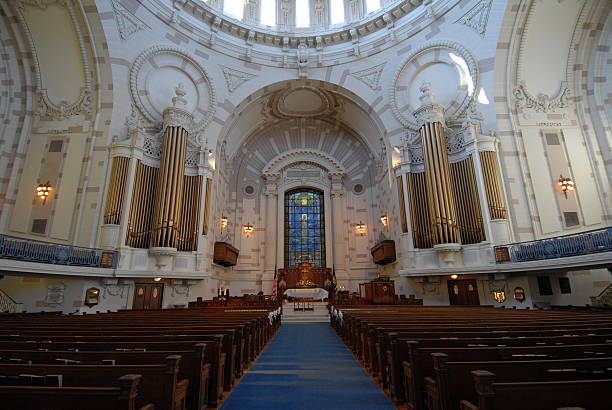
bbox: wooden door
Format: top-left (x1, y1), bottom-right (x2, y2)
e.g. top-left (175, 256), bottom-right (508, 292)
top-left (447, 279), bottom-right (480, 305)
top-left (133, 283), bottom-right (164, 310)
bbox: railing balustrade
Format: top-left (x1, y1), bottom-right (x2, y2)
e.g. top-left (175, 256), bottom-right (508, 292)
top-left (0, 289), bottom-right (23, 313)
top-left (0, 234), bottom-right (118, 268)
top-left (494, 227), bottom-right (612, 263)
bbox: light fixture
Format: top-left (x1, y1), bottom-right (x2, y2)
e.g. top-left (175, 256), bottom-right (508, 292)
top-left (208, 149), bottom-right (213, 156)
top-left (380, 215), bottom-right (389, 230)
top-left (220, 216), bottom-right (228, 230)
top-left (450, 274), bottom-right (458, 280)
top-left (36, 181), bottom-right (52, 205)
top-left (243, 223), bottom-right (254, 237)
top-left (557, 174), bottom-right (575, 198)
top-left (355, 221), bottom-right (367, 236)
top-left (394, 146), bottom-right (401, 154)
top-left (153, 277), bottom-right (162, 282)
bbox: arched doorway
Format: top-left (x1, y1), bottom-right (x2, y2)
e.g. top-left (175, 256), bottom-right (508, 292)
top-left (284, 188), bottom-right (326, 269)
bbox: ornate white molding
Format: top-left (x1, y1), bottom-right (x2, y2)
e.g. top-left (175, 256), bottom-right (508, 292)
top-left (15, 0), bottom-right (93, 120)
top-left (262, 149), bottom-right (346, 175)
top-left (349, 62), bottom-right (386, 90)
top-left (221, 65), bottom-right (257, 92)
top-left (129, 45), bottom-right (216, 133)
top-left (110, 0), bottom-right (150, 40)
top-left (454, 0), bottom-right (493, 37)
top-left (163, 107), bottom-right (194, 131)
top-left (391, 40), bottom-right (479, 131)
top-left (513, 81), bottom-right (572, 113)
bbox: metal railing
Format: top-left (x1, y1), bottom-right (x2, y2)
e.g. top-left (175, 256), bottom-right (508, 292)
top-left (494, 227), bottom-right (612, 263)
top-left (0, 289), bottom-right (23, 313)
top-left (0, 234), bottom-right (118, 268)
top-left (591, 282), bottom-right (612, 307)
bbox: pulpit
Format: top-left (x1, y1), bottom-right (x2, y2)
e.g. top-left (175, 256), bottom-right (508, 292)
top-left (359, 276), bottom-right (395, 304)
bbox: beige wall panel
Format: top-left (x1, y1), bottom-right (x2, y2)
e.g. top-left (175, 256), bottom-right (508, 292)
top-left (563, 128), bottom-right (603, 226)
top-left (50, 137), bottom-right (87, 240)
top-left (9, 137), bottom-right (46, 233)
top-left (522, 129), bottom-right (562, 234)
top-left (22, 3), bottom-right (85, 103)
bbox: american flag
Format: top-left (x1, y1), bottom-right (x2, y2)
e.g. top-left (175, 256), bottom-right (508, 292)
top-left (271, 266), bottom-right (278, 300)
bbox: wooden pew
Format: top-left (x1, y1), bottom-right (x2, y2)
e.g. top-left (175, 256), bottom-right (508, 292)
top-left (0, 346), bottom-right (210, 410)
top-left (0, 374), bottom-right (153, 410)
top-left (429, 354), bottom-right (612, 410)
top-left (459, 370), bottom-right (612, 410)
top-left (0, 355), bottom-right (188, 410)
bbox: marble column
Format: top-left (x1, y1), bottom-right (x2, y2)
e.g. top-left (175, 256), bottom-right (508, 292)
top-left (330, 172), bottom-right (348, 280)
top-left (262, 173), bottom-right (279, 292)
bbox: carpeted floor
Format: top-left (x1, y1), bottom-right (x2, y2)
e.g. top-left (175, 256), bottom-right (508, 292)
top-left (221, 323), bottom-right (395, 410)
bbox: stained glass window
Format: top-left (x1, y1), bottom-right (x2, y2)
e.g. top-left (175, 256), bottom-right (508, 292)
top-left (284, 189), bottom-right (326, 268)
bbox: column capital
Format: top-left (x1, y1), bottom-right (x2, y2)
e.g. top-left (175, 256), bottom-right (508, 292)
top-left (263, 173), bottom-right (280, 196)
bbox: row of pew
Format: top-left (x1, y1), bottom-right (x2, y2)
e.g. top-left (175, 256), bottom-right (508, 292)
top-left (0, 306), bottom-right (281, 410)
top-left (330, 305), bottom-right (612, 410)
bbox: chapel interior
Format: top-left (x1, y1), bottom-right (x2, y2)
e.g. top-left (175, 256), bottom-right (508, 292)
top-left (0, 0), bottom-right (610, 408)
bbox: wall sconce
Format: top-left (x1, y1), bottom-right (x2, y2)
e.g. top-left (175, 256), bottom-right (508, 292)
top-left (153, 277), bottom-right (162, 282)
top-left (380, 215), bottom-right (389, 231)
top-left (492, 290), bottom-right (506, 303)
top-left (450, 274), bottom-right (458, 280)
top-left (355, 221), bottom-right (367, 236)
top-left (557, 174), bottom-right (574, 198)
top-left (84, 287), bottom-right (100, 308)
top-left (243, 223), bottom-right (254, 237)
top-left (36, 181), bottom-right (52, 205)
top-left (220, 216), bottom-right (228, 230)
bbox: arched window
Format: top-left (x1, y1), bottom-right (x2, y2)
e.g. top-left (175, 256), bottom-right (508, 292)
top-left (284, 189), bottom-right (326, 268)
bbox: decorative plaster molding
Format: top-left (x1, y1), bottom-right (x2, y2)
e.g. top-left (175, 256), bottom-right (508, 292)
top-left (349, 62), bottom-right (386, 90)
top-left (110, 0), bottom-right (150, 40)
top-left (15, 0), bottom-right (93, 120)
top-left (262, 149), bottom-right (346, 175)
top-left (129, 45), bottom-right (216, 133)
top-left (454, 0), bottom-right (493, 37)
top-left (220, 65), bottom-right (257, 92)
top-left (163, 106), bottom-right (194, 131)
top-left (391, 40), bottom-right (480, 131)
top-left (513, 81), bottom-right (571, 113)
top-left (266, 86), bottom-right (338, 119)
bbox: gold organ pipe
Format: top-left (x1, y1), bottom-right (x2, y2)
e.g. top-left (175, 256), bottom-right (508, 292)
top-left (104, 156), bottom-right (130, 224)
top-left (151, 126), bottom-right (187, 248)
top-left (178, 175), bottom-right (202, 251)
top-left (421, 121), bottom-right (459, 245)
top-left (397, 175), bottom-right (408, 233)
top-left (126, 162), bottom-right (158, 248)
top-left (202, 178), bottom-right (212, 235)
top-left (408, 172), bottom-right (433, 248)
top-left (449, 157), bottom-right (485, 244)
top-left (480, 151), bottom-right (507, 220)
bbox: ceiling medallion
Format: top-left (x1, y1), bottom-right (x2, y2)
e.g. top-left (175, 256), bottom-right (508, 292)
top-left (267, 86), bottom-right (337, 119)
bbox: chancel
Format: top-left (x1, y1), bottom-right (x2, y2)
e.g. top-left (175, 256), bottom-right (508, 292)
top-left (0, 0), bottom-right (611, 409)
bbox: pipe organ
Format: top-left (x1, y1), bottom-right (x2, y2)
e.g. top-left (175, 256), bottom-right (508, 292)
top-left (399, 82), bottom-right (506, 249)
top-left (105, 85), bottom-right (206, 253)
top-left (103, 156), bottom-right (130, 225)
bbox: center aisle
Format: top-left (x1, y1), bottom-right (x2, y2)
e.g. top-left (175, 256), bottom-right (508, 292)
top-left (221, 323), bottom-right (395, 410)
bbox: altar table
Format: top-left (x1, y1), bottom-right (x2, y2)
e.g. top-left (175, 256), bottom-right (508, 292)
top-left (284, 288), bottom-right (329, 300)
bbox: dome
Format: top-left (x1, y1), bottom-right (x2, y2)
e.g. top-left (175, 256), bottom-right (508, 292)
top-left (200, 0), bottom-right (402, 32)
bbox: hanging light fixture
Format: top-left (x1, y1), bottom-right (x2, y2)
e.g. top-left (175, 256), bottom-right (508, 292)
top-left (380, 215), bottom-right (389, 231)
top-left (243, 223), bottom-right (254, 237)
top-left (450, 274), bottom-right (458, 280)
top-left (557, 174), bottom-right (575, 198)
top-left (355, 221), bottom-right (367, 236)
top-left (220, 216), bottom-right (228, 230)
top-left (36, 181), bottom-right (52, 205)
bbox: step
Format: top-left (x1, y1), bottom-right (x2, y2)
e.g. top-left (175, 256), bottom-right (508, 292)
top-left (281, 314), bottom-right (330, 323)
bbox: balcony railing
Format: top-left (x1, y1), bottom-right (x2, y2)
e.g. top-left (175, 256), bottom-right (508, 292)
top-left (0, 235), bottom-right (118, 268)
top-left (494, 227), bottom-right (612, 263)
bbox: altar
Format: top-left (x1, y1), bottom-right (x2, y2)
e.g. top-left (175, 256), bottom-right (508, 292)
top-left (284, 288), bottom-right (329, 301)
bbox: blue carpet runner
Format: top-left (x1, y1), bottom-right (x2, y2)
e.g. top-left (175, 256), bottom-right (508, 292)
top-left (221, 323), bottom-right (395, 410)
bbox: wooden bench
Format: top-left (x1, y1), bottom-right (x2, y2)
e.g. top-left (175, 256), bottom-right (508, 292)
top-left (0, 374), bottom-right (153, 410)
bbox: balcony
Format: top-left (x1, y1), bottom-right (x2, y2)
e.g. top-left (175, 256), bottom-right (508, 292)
top-left (494, 227), bottom-right (612, 264)
top-left (0, 234), bottom-right (118, 268)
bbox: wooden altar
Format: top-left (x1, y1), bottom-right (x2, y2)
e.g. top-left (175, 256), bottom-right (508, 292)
top-left (277, 262), bottom-right (332, 291)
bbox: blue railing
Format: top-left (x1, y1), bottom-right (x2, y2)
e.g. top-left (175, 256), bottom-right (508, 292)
top-left (0, 234), bottom-right (118, 268)
top-left (494, 227), bottom-right (612, 263)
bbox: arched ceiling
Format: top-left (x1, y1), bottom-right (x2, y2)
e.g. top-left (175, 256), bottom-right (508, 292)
top-left (218, 79), bottom-right (386, 159)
